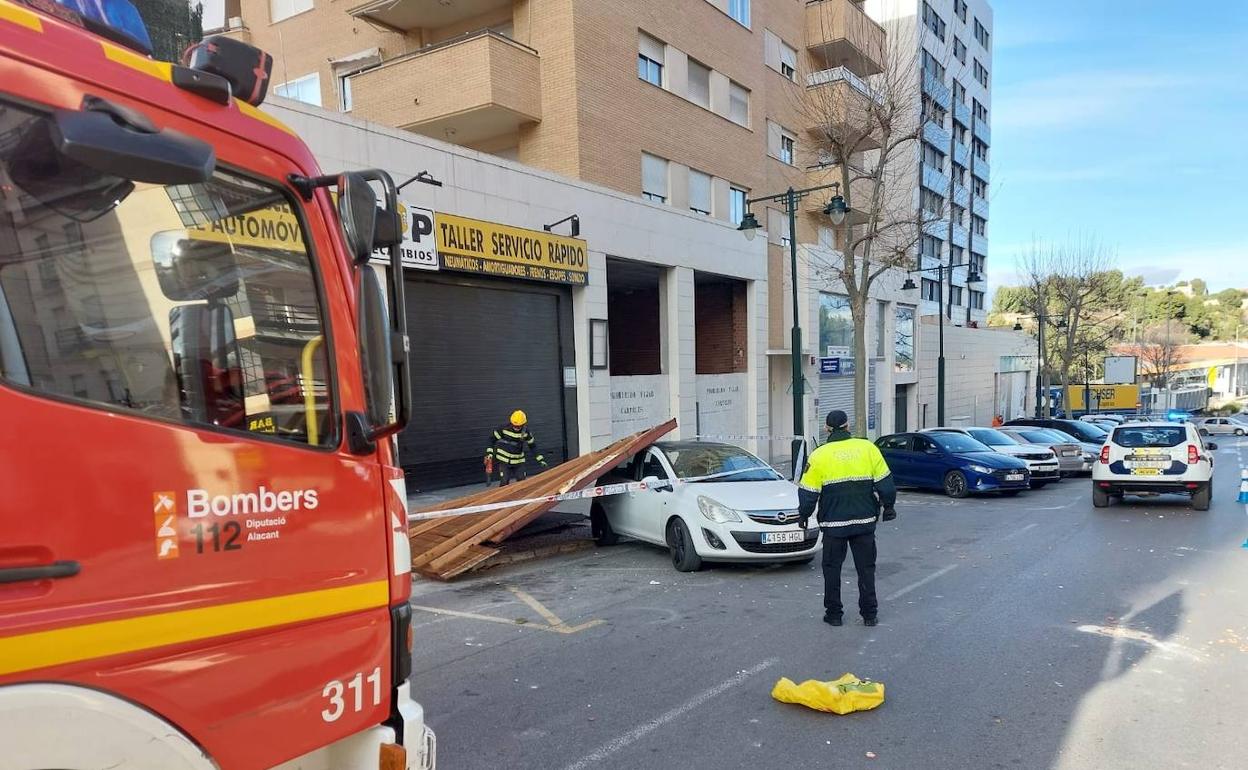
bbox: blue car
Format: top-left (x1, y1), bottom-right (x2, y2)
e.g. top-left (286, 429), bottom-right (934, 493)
top-left (875, 431), bottom-right (1031, 498)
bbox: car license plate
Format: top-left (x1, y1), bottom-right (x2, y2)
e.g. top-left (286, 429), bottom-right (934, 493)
top-left (1131, 467), bottom-right (1162, 476)
top-left (1063, 449), bottom-right (1079, 457)
top-left (762, 531), bottom-right (805, 545)
top-left (1006, 473), bottom-right (1024, 481)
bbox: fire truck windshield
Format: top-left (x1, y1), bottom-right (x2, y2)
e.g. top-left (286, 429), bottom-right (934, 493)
top-left (0, 99), bottom-right (337, 446)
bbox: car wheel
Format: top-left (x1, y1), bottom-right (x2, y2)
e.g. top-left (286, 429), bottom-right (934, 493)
top-left (1192, 485), bottom-right (1211, 511)
top-left (667, 518), bottom-right (702, 572)
top-left (943, 471), bottom-right (969, 499)
top-left (1000, 490), bottom-right (1022, 497)
top-left (1092, 486), bottom-right (1110, 508)
top-left (1199, 428), bottom-right (1210, 436)
top-left (590, 502), bottom-right (619, 546)
top-left (1236, 429), bottom-right (1244, 436)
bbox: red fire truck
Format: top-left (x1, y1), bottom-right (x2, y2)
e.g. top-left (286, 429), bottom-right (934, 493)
top-left (0, 1), bottom-right (434, 767)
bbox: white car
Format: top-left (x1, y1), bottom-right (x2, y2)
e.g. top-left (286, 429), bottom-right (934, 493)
top-left (1196, 417), bottom-right (1245, 437)
top-left (591, 441), bottom-right (819, 571)
top-left (1092, 422), bottom-right (1216, 510)
top-left (925, 427), bottom-right (1062, 488)
top-left (999, 426), bottom-right (1092, 475)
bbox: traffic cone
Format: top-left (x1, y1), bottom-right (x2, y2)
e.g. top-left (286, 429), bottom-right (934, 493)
top-left (1238, 470), bottom-right (1248, 504)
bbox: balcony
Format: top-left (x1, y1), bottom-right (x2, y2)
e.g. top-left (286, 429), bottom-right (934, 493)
top-left (951, 182), bottom-right (970, 209)
top-left (922, 72), bottom-right (951, 110)
top-left (973, 194), bottom-right (989, 217)
top-left (921, 162), bottom-right (949, 195)
top-left (972, 157), bottom-right (990, 182)
top-left (349, 0), bottom-right (512, 31)
top-left (805, 0), bottom-right (886, 78)
top-left (922, 119), bottom-right (950, 150)
top-left (348, 31), bottom-right (540, 146)
top-left (952, 141), bottom-right (969, 168)
top-left (952, 99), bottom-right (970, 127)
top-left (973, 118), bottom-right (991, 145)
top-left (805, 67), bottom-right (882, 149)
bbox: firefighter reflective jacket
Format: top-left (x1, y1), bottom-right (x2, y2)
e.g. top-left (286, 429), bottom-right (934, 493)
top-left (797, 431), bottom-right (896, 538)
top-left (486, 424), bottom-right (545, 466)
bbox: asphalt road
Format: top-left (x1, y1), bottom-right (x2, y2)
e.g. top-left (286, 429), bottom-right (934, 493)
top-left (407, 438), bottom-right (1248, 770)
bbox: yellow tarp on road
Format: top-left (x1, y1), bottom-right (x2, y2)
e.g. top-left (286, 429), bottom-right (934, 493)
top-left (771, 673), bottom-right (885, 715)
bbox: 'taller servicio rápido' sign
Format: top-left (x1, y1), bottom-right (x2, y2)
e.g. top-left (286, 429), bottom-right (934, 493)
top-left (435, 213), bottom-right (588, 285)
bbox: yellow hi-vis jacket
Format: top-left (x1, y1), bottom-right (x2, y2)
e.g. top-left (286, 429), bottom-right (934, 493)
top-left (797, 432), bottom-right (896, 537)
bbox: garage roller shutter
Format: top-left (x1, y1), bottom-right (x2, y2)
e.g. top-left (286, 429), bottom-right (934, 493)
top-left (400, 279), bottom-right (567, 490)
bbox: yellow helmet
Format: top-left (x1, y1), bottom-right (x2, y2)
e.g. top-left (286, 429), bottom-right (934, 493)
top-left (510, 410), bottom-right (527, 427)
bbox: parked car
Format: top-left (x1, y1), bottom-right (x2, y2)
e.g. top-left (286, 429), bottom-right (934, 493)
top-left (591, 441), bottom-right (819, 571)
top-left (875, 432), bottom-right (1030, 498)
top-left (1081, 413), bottom-right (1126, 424)
top-left (1082, 417), bottom-right (1122, 433)
top-left (1005, 417), bottom-right (1109, 445)
top-left (998, 427), bottom-right (1091, 475)
top-left (1093, 422), bottom-right (1217, 510)
top-left (924, 427), bottom-right (1061, 488)
top-left (1196, 417), bottom-right (1245, 436)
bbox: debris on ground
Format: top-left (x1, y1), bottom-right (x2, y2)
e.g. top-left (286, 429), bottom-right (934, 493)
top-left (771, 674), bottom-right (885, 714)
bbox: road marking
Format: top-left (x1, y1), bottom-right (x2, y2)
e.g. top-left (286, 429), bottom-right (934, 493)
top-left (884, 564), bottom-right (958, 602)
top-left (562, 658), bottom-right (779, 770)
top-left (1002, 522), bottom-right (1039, 541)
top-left (412, 587), bottom-right (605, 635)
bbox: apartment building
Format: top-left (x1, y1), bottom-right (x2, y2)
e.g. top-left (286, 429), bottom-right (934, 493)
top-left (867, 0), bottom-right (993, 327)
top-left (223, 0), bottom-right (923, 448)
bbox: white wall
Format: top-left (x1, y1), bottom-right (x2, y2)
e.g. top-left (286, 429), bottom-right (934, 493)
top-left (915, 317), bottom-right (1032, 428)
top-left (263, 98), bottom-right (770, 454)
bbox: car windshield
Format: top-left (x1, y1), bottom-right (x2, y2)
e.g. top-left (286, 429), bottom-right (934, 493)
top-left (1062, 422), bottom-right (1107, 442)
top-left (1029, 429), bottom-right (1073, 445)
top-left (966, 428), bottom-right (1017, 446)
top-left (931, 433), bottom-right (992, 453)
top-left (1112, 426), bottom-right (1187, 448)
top-left (664, 445), bottom-right (782, 482)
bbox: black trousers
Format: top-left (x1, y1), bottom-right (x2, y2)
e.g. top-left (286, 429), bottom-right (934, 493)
top-left (822, 532), bottom-right (878, 619)
top-left (497, 463), bottom-right (527, 486)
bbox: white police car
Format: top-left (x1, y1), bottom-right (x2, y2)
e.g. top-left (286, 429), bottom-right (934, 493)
top-left (1092, 422), bottom-right (1216, 510)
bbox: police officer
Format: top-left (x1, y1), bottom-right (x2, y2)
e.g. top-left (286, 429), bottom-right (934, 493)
top-left (484, 410), bottom-right (547, 486)
top-left (797, 410), bottom-right (897, 627)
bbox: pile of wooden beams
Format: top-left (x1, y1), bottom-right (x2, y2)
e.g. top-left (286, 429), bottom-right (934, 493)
top-left (408, 420), bottom-right (676, 580)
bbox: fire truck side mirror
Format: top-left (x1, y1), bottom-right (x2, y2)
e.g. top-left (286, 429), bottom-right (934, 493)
top-left (337, 172), bottom-right (377, 265)
top-left (355, 265), bottom-right (394, 438)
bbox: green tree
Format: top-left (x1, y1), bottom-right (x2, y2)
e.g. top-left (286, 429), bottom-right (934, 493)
top-left (1190, 278), bottom-right (1208, 296)
top-left (133, 0), bottom-right (203, 62)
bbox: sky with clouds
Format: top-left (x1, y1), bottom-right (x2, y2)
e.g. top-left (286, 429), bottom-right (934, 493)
top-left (986, 0), bottom-right (1248, 297)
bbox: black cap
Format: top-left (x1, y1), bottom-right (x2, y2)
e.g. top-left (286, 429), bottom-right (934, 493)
top-left (826, 410), bottom-right (849, 429)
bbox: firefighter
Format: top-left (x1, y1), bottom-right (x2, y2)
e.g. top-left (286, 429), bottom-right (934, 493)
top-left (484, 410), bottom-right (547, 486)
top-left (797, 410), bottom-right (897, 627)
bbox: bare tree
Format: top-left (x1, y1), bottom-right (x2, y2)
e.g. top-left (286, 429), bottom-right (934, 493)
top-left (798, 7), bottom-right (933, 435)
top-left (1134, 320), bottom-right (1189, 392)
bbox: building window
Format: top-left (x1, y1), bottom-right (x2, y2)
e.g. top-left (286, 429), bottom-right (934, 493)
top-left (273, 73), bottom-right (321, 106)
top-left (950, 285), bottom-right (964, 306)
top-left (638, 33), bottom-right (665, 87)
top-left (729, 186), bottom-right (748, 226)
top-left (641, 153), bottom-right (668, 203)
top-left (922, 96), bottom-right (947, 126)
top-left (922, 142), bottom-right (946, 171)
top-left (875, 301), bottom-right (888, 358)
top-left (895, 306), bottom-right (915, 372)
top-left (729, 81), bottom-right (750, 126)
top-left (270, 0), bottom-right (312, 24)
top-left (974, 18), bottom-right (990, 49)
top-left (921, 234), bottom-right (942, 260)
top-left (922, 1), bottom-right (945, 41)
top-left (921, 278), bottom-right (940, 302)
top-left (954, 0), bottom-right (967, 22)
top-left (819, 294), bottom-right (853, 352)
top-left (338, 73), bottom-right (354, 111)
top-left (973, 99), bottom-right (989, 124)
top-left (952, 163), bottom-right (966, 186)
top-left (953, 122), bottom-right (967, 145)
top-left (973, 138), bottom-right (989, 161)
top-left (780, 41), bottom-right (797, 81)
top-left (973, 177), bottom-right (987, 198)
top-left (953, 36), bottom-right (967, 63)
top-left (970, 252), bottom-right (986, 274)
top-left (972, 214), bottom-right (987, 236)
top-left (780, 133), bottom-right (795, 165)
top-left (688, 169), bottom-right (712, 215)
top-left (952, 79), bottom-right (966, 105)
top-left (728, 0), bottom-right (750, 27)
top-left (687, 58), bottom-right (711, 108)
top-left (950, 203), bottom-right (965, 226)
top-left (973, 59), bottom-right (989, 88)
top-left (921, 186), bottom-right (945, 216)
top-left (970, 289), bottom-right (985, 310)
top-left (922, 49), bottom-right (946, 83)
top-left (951, 244), bottom-right (965, 263)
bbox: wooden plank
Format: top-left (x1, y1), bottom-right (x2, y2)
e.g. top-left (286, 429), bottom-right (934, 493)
top-left (410, 420), bottom-right (676, 580)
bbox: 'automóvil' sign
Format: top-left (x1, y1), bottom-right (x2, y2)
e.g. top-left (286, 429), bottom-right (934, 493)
top-left (434, 213), bottom-right (588, 285)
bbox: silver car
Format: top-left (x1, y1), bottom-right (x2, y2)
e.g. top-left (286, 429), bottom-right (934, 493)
top-left (1000, 427), bottom-right (1093, 475)
top-left (1196, 417), bottom-right (1245, 436)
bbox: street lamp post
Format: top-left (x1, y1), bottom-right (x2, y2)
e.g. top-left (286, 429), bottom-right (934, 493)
top-left (738, 183), bottom-right (849, 468)
top-left (900, 262), bottom-right (984, 426)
